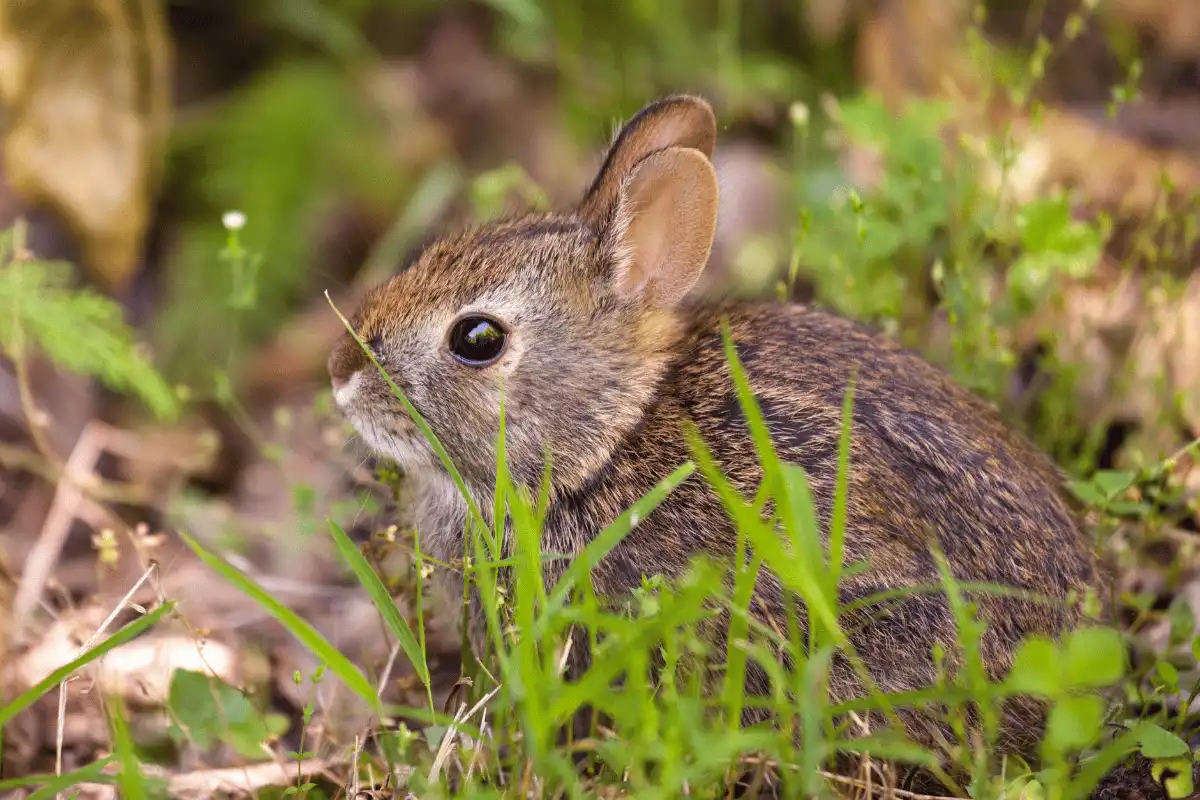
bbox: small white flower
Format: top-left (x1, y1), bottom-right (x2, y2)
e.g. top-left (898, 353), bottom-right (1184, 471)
top-left (788, 101), bottom-right (810, 128)
top-left (222, 210), bottom-right (246, 231)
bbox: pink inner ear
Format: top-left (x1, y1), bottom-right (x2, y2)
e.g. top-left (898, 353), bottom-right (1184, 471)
top-left (613, 147), bottom-right (718, 309)
top-left (618, 175), bottom-right (674, 298)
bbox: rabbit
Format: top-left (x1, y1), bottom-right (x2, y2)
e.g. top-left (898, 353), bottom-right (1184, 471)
top-left (327, 95), bottom-right (1105, 761)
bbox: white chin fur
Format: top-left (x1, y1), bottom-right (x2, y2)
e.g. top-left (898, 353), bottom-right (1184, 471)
top-left (334, 370), bottom-right (364, 409)
top-left (339, 401), bottom-right (434, 476)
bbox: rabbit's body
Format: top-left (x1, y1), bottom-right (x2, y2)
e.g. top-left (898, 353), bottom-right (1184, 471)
top-left (329, 96), bottom-right (1102, 759)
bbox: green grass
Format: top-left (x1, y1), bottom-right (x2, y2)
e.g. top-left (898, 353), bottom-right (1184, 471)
top-left (4, 3), bottom-right (1200, 797)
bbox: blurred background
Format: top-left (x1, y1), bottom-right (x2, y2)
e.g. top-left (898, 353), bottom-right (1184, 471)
top-left (2, 0), bottom-right (1200, 792)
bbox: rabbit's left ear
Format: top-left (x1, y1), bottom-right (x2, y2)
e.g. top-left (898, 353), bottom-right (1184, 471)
top-left (577, 96), bottom-right (719, 310)
top-left (578, 95), bottom-right (716, 226)
top-left (600, 145), bottom-right (718, 310)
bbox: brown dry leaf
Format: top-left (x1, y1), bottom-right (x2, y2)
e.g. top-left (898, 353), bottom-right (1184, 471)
top-left (856, 0), bottom-right (975, 109)
top-left (804, 0), bottom-right (854, 44)
top-left (1127, 272), bottom-right (1200, 442)
top-left (0, 0), bottom-right (170, 291)
top-left (855, 0), bottom-right (1200, 221)
top-left (1010, 108), bottom-right (1200, 218)
top-left (1109, 0), bottom-right (1200, 59)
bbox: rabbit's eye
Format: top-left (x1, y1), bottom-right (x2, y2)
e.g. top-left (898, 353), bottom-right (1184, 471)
top-left (448, 315), bottom-right (507, 366)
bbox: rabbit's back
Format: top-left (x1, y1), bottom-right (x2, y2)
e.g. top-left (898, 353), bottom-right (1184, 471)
top-left (542, 301), bottom-right (1101, 754)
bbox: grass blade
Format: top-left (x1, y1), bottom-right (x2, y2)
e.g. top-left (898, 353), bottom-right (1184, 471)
top-left (328, 520), bottom-right (431, 707)
top-left (0, 602), bottom-right (174, 730)
top-left (109, 697), bottom-right (148, 799)
top-left (0, 756), bottom-right (116, 796)
top-left (828, 376), bottom-right (856, 587)
top-left (543, 461), bottom-right (695, 618)
top-left (178, 529), bottom-right (380, 714)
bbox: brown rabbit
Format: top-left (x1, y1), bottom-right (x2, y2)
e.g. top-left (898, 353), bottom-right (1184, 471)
top-left (328, 95), bottom-right (1104, 759)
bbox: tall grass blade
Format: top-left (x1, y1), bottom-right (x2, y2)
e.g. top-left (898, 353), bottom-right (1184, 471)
top-left (0, 602), bottom-right (174, 730)
top-left (179, 530), bottom-right (380, 713)
top-left (328, 520), bottom-right (431, 708)
top-left (0, 757), bottom-right (115, 797)
top-left (109, 696), bottom-right (148, 799)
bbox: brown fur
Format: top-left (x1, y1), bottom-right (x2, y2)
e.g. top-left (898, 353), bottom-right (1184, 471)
top-left (328, 95), bottom-right (1104, 762)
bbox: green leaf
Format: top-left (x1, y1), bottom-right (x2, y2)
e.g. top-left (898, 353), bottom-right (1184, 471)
top-left (0, 602), bottom-right (174, 730)
top-left (1007, 636), bottom-right (1061, 696)
top-left (1044, 695), bottom-right (1105, 754)
top-left (1091, 470), bottom-right (1136, 500)
top-left (178, 530), bottom-right (380, 714)
top-left (0, 757), bottom-right (116, 794)
top-left (1067, 480), bottom-right (1107, 507)
top-left (328, 521), bottom-right (430, 695)
top-left (1063, 627), bottom-right (1126, 688)
top-left (169, 669), bottom-right (218, 749)
top-left (1168, 598), bottom-right (1195, 646)
top-left (1153, 661), bottom-right (1181, 694)
top-left (1151, 757), bottom-right (1195, 799)
top-left (168, 669), bottom-right (290, 760)
top-left (1139, 724), bottom-right (1190, 759)
top-left (109, 697), bottom-right (147, 800)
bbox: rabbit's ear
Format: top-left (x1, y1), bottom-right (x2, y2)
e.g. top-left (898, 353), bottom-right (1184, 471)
top-left (578, 95), bottom-right (716, 227)
top-left (603, 145), bottom-right (718, 309)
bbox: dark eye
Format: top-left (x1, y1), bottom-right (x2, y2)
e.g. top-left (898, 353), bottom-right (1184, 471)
top-left (447, 315), bottom-right (507, 366)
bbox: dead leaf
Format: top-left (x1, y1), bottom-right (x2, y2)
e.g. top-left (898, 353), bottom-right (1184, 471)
top-left (1110, 0), bottom-right (1200, 60)
top-left (804, 0), bottom-right (854, 44)
top-left (0, 0), bottom-right (171, 291)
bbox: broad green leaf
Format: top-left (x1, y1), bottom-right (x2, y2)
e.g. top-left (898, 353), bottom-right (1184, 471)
top-left (1045, 695), bottom-right (1105, 755)
top-left (1063, 627), bottom-right (1126, 688)
top-left (1139, 724), bottom-right (1189, 759)
top-left (1006, 636), bottom-right (1060, 697)
top-left (1067, 480), bottom-right (1107, 507)
top-left (1151, 757), bottom-right (1195, 799)
top-left (1091, 470), bottom-right (1136, 499)
top-left (1154, 661), bottom-right (1181, 694)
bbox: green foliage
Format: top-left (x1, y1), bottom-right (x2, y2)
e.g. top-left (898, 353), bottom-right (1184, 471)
top-left (157, 60), bottom-right (401, 383)
top-left (0, 757), bottom-right (117, 797)
top-left (0, 229), bottom-right (178, 420)
top-left (485, 1), bottom-right (842, 138)
top-left (21, 2), bottom-right (1196, 795)
top-left (283, 306), bottom-right (1141, 797)
top-left (792, 93), bottom-right (1104, 405)
top-left (167, 669), bottom-right (289, 759)
top-left (110, 695), bottom-right (158, 799)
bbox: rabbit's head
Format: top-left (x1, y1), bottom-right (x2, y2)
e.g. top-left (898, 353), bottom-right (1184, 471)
top-left (329, 96), bottom-right (718, 493)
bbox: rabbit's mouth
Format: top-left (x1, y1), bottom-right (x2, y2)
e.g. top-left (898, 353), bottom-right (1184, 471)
top-left (332, 384), bottom-right (434, 477)
top-left (344, 408), bottom-right (437, 475)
